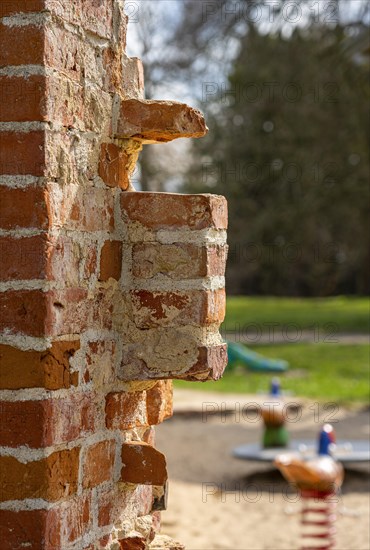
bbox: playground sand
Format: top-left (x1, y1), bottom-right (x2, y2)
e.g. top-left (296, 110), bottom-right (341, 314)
top-left (158, 390), bottom-right (370, 550)
top-left (161, 480), bottom-right (369, 550)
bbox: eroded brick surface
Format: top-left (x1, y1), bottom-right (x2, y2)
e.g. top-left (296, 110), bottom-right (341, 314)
top-left (1, 1), bottom-right (228, 548)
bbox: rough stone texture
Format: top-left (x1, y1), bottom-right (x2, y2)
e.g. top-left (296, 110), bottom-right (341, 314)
top-left (0, 1), bottom-right (228, 548)
top-left (116, 99), bottom-right (208, 143)
top-left (150, 535), bottom-right (185, 550)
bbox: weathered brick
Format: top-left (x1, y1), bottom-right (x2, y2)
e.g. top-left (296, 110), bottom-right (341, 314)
top-left (0, 290), bottom-right (48, 337)
top-left (132, 243), bottom-right (228, 279)
top-left (99, 240), bottom-right (123, 282)
top-left (46, 288), bottom-right (113, 335)
top-left (47, 235), bottom-right (81, 287)
top-left (146, 381), bottom-right (173, 425)
top-left (105, 391), bottom-right (147, 430)
top-left (0, 235), bottom-right (47, 281)
top-left (46, 0), bottom-right (115, 39)
top-left (0, 23), bottom-right (44, 66)
top-left (83, 243), bottom-right (98, 280)
top-left (0, 1), bottom-right (45, 16)
top-left (118, 56), bottom-right (144, 99)
top-left (121, 192), bottom-right (228, 230)
top-left (59, 495), bottom-right (90, 545)
top-left (0, 448), bottom-right (80, 502)
top-left (184, 344), bottom-right (228, 381)
top-left (0, 496), bottom-right (90, 548)
top-left (0, 185), bottom-right (48, 230)
top-left (97, 485), bottom-right (144, 528)
top-left (119, 534), bottom-right (146, 550)
top-left (48, 184), bottom-right (115, 231)
top-left (0, 131), bottom-right (45, 175)
top-left (0, 394), bottom-right (94, 448)
top-left (132, 243), bottom-right (204, 280)
top-left (0, 341), bottom-right (79, 390)
top-left (0, 233), bottom-right (82, 286)
top-left (121, 442), bottom-right (167, 486)
top-left (99, 143), bottom-right (130, 189)
top-left (84, 340), bottom-right (116, 385)
top-left (82, 440), bottom-right (116, 489)
top-left (0, 287), bottom-right (114, 338)
top-left (0, 508), bottom-right (60, 550)
top-left (0, 75), bottom-right (47, 122)
top-left (207, 244), bottom-right (229, 276)
top-left (43, 24), bottom-right (109, 86)
top-left (116, 99), bottom-right (207, 143)
top-left (129, 289), bottom-right (226, 328)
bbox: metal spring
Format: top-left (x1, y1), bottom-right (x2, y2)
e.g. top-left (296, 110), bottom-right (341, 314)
top-left (300, 490), bottom-right (338, 550)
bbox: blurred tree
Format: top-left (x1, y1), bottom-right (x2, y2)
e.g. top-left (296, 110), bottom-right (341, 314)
top-left (126, 0), bottom-right (256, 190)
top-left (185, 3), bottom-right (369, 296)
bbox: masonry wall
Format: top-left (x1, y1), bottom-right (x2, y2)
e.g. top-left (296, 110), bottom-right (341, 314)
top-left (0, 2), bottom-right (227, 549)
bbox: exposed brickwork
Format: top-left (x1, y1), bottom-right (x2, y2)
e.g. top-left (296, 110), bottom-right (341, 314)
top-left (0, 1), bottom-right (228, 548)
top-left (121, 442), bottom-right (168, 486)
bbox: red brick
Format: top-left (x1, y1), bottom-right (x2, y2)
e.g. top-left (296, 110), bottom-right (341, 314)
top-left (0, 75), bottom-right (47, 122)
top-left (0, 393), bottom-right (94, 448)
top-left (46, 0), bottom-right (115, 39)
top-left (207, 244), bottom-right (228, 276)
top-left (0, 131), bottom-right (45, 176)
top-left (0, 496), bottom-right (90, 548)
top-left (100, 535), bottom-right (111, 548)
top-left (46, 288), bottom-right (113, 336)
top-left (99, 240), bottom-right (123, 281)
top-left (121, 442), bottom-right (167, 486)
top-left (0, 448), bottom-right (80, 502)
top-left (146, 381), bottom-right (173, 425)
top-left (121, 192), bottom-right (228, 230)
top-left (119, 535), bottom-right (146, 550)
top-left (0, 235), bottom-right (47, 281)
top-left (0, 24), bottom-right (44, 66)
top-left (83, 440), bottom-right (115, 489)
top-left (0, 289), bottom-right (48, 337)
top-left (47, 235), bottom-right (81, 287)
top-left (184, 343), bottom-right (228, 381)
top-left (99, 486), bottom-right (154, 528)
top-left (99, 143), bottom-right (130, 189)
top-left (0, 509), bottom-right (60, 550)
top-left (0, 341), bottom-right (80, 390)
top-left (45, 288), bottom-right (88, 336)
top-left (105, 391), bottom-right (147, 430)
top-left (132, 243), bottom-right (228, 279)
top-left (59, 495), bottom-right (90, 545)
top-left (116, 99), bottom-right (207, 143)
top-left (0, 185), bottom-right (49, 230)
top-left (58, 187), bottom-right (115, 232)
top-left (129, 289), bottom-right (226, 328)
top-left (0, 1), bottom-right (45, 17)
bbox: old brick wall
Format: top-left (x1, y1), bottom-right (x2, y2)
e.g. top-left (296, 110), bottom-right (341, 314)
top-left (0, 1), bottom-right (227, 549)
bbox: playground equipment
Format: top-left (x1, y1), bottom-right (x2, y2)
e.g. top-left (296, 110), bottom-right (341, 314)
top-left (261, 378), bottom-right (289, 448)
top-left (227, 341), bottom-right (289, 373)
top-left (275, 424), bottom-right (344, 550)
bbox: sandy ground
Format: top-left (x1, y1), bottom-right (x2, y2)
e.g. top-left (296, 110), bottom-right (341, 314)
top-left (156, 390), bottom-right (370, 550)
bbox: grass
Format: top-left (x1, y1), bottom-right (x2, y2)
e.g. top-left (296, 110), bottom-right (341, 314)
top-left (223, 296), bottom-right (369, 334)
top-left (174, 343), bottom-right (370, 404)
top-left (175, 297), bottom-right (369, 403)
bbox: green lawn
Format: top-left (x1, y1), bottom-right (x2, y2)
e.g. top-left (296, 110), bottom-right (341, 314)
top-left (175, 343), bottom-right (370, 404)
top-left (223, 296), bottom-right (369, 334)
